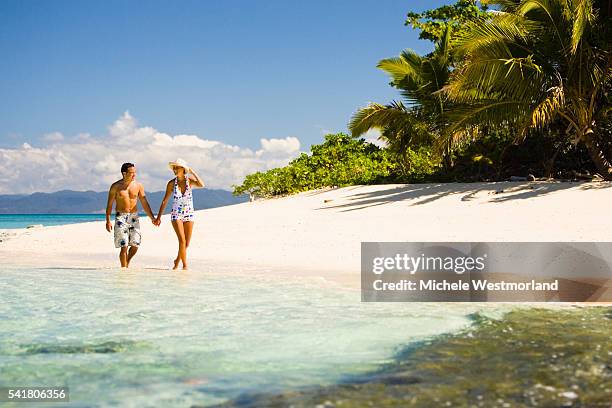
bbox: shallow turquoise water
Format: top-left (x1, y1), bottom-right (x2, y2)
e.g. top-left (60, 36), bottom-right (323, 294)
top-left (0, 214), bottom-right (108, 229)
top-left (0, 267), bottom-right (509, 407)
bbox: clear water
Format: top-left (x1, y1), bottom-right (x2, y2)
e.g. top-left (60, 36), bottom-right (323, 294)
top-left (0, 266), bottom-right (510, 407)
top-left (0, 214), bottom-right (109, 229)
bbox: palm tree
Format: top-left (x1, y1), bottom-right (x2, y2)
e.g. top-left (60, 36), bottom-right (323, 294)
top-left (349, 26), bottom-right (454, 169)
top-left (444, 0), bottom-right (612, 178)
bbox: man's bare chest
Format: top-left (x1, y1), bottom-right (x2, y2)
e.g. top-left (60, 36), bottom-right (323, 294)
top-left (116, 185), bottom-right (139, 200)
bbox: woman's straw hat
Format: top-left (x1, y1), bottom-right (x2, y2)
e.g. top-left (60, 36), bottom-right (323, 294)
top-left (168, 158), bottom-right (190, 172)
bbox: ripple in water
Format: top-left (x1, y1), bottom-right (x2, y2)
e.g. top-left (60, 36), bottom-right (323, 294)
top-left (18, 340), bottom-right (146, 355)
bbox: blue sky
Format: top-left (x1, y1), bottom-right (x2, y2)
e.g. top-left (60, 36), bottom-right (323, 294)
top-left (0, 0), bottom-right (459, 194)
top-left (0, 0), bottom-right (451, 150)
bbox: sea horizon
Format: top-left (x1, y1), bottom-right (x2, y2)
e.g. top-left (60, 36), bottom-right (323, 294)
top-left (0, 214), bottom-right (114, 229)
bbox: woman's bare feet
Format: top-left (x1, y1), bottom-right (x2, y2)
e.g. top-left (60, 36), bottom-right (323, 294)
top-left (172, 257), bottom-right (180, 270)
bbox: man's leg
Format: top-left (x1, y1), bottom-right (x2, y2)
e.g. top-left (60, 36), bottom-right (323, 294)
top-left (126, 246), bottom-right (139, 267)
top-left (119, 247), bottom-right (128, 268)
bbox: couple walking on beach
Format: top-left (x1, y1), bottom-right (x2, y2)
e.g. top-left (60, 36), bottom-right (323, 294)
top-left (105, 159), bottom-right (204, 270)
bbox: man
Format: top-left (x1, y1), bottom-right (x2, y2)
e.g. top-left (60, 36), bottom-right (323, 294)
top-left (105, 163), bottom-right (159, 268)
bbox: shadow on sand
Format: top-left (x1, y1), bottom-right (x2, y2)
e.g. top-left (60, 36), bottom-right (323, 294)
top-left (316, 181), bottom-right (612, 212)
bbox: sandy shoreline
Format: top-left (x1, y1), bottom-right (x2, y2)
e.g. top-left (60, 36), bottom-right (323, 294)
top-left (2, 181), bottom-right (612, 289)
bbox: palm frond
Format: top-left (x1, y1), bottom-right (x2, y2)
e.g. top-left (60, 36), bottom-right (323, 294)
top-left (377, 50), bottom-right (423, 86)
top-left (516, 0), bottom-right (570, 52)
top-left (454, 13), bottom-right (531, 57)
top-left (445, 100), bottom-right (532, 135)
top-left (571, 0), bottom-right (595, 54)
top-left (446, 56), bottom-right (545, 103)
top-left (432, 127), bottom-right (480, 157)
top-left (348, 101), bottom-right (411, 137)
top-left (530, 85), bottom-right (565, 127)
top-left (434, 25), bottom-right (452, 66)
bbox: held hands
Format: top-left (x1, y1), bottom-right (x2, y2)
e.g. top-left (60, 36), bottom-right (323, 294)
top-left (153, 215), bottom-right (161, 226)
top-left (106, 220), bottom-right (113, 232)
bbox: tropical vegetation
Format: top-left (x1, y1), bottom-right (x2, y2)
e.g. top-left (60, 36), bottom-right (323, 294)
top-left (234, 0), bottom-right (611, 197)
top-left (233, 133), bottom-right (396, 198)
top-left (444, 0), bottom-right (612, 178)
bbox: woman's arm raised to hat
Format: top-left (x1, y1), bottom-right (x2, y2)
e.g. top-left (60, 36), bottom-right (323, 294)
top-left (188, 168), bottom-right (205, 188)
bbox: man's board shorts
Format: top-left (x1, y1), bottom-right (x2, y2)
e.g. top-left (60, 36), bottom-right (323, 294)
top-left (114, 212), bottom-right (141, 248)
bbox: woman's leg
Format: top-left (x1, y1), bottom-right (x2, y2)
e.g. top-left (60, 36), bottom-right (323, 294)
top-left (171, 220), bottom-right (187, 270)
top-left (182, 221), bottom-right (194, 269)
top-left (183, 221), bottom-right (194, 249)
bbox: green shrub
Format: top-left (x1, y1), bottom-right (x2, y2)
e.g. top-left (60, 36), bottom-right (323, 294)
top-left (233, 133), bottom-right (403, 197)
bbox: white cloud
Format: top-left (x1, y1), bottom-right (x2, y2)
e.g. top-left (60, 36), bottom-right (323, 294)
top-left (42, 132), bottom-right (65, 143)
top-left (109, 111), bottom-right (137, 138)
top-left (257, 137), bottom-right (300, 157)
top-left (362, 128), bottom-right (387, 148)
top-left (0, 112), bottom-right (304, 194)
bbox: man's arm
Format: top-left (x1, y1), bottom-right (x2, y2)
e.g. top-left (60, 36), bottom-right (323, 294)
top-left (138, 183), bottom-right (157, 223)
top-left (105, 183), bottom-right (116, 232)
top-left (188, 168), bottom-right (205, 188)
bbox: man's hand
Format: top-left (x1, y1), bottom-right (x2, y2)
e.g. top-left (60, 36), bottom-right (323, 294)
top-left (153, 216), bottom-right (161, 226)
top-left (106, 220), bottom-right (113, 232)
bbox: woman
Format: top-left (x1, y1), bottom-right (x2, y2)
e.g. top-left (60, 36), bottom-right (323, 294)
top-left (156, 158), bottom-right (205, 270)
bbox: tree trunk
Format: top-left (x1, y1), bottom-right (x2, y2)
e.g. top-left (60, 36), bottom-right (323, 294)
top-left (582, 133), bottom-right (612, 180)
top-left (544, 144), bottom-right (563, 179)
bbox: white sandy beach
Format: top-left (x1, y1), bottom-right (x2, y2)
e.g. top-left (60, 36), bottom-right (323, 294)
top-left (1, 181), bottom-right (612, 287)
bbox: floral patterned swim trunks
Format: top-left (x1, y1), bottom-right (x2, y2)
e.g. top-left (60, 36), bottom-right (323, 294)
top-left (114, 212), bottom-right (141, 248)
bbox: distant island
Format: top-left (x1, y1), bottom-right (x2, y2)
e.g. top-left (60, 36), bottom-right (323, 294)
top-left (0, 189), bottom-right (248, 214)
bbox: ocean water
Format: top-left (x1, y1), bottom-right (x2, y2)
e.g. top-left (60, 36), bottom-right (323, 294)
top-left (0, 214), bottom-right (109, 229)
top-left (0, 266), bottom-right (511, 407)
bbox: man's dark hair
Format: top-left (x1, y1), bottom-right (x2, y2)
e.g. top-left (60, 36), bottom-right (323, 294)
top-left (121, 162), bottom-right (135, 174)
